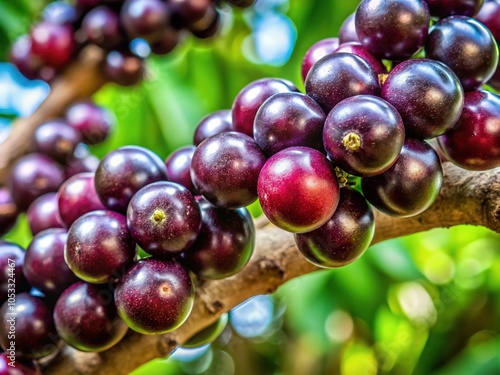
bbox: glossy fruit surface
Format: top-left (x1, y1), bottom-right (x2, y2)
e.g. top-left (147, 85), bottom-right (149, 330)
top-left (338, 13), bottom-right (359, 44)
top-left (0, 242), bottom-right (30, 304)
top-left (64, 147), bottom-right (99, 179)
top-left (254, 92), bottom-right (325, 155)
top-left (58, 172), bottom-right (105, 227)
top-left (437, 90), bottom-right (500, 170)
top-left (189, 7), bottom-right (220, 39)
top-left (426, 16), bottom-right (499, 91)
top-left (426, 0), bottom-right (484, 17)
top-left (300, 37), bottom-right (339, 83)
top-left (127, 181), bottom-right (201, 257)
top-left (65, 101), bottom-right (115, 145)
top-left (323, 95), bottom-right (405, 177)
top-left (190, 132), bottom-right (267, 209)
top-left (114, 258), bottom-right (194, 334)
top-left (104, 51), bottom-right (144, 86)
top-left (305, 52), bottom-right (380, 113)
top-left (362, 138), bottom-right (443, 217)
top-left (65, 210), bottom-right (136, 284)
top-left (0, 352), bottom-right (40, 375)
top-left (0, 188), bottom-right (18, 236)
top-left (9, 36), bottom-right (42, 80)
top-left (476, 0), bottom-right (500, 39)
top-left (169, 0), bottom-right (211, 26)
top-left (193, 110), bottom-right (233, 146)
top-left (381, 59), bottom-right (464, 139)
top-left (54, 281), bottom-right (128, 352)
top-left (27, 193), bottom-right (64, 235)
top-left (295, 187), bottom-right (374, 268)
top-left (258, 146), bottom-right (340, 233)
top-left (165, 146), bottom-right (197, 193)
top-left (333, 42), bottom-right (386, 74)
top-left (42, 1), bottom-right (77, 25)
top-left (120, 0), bottom-right (168, 40)
top-left (30, 22), bottom-right (74, 68)
top-left (23, 229), bottom-right (77, 296)
top-left (355, 0), bottom-right (430, 60)
top-left (34, 121), bottom-right (82, 164)
top-left (82, 6), bottom-right (123, 49)
top-left (0, 293), bottom-right (59, 359)
top-left (149, 28), bottom-right (180, 55)
top-left (95, 146), bottom-right (167, 213)
top-left (8, 154), bottom-right (64, 211)
top-left (232, 78), bottom-right (298, 137)
top-left (181, 200), bottom-right (254, 279)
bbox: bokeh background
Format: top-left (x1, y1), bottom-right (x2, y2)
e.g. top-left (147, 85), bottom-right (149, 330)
top-left (1, 1), bottom-right (499, 374)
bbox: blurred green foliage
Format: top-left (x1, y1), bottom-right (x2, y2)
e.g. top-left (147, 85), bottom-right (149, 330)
top-left (1, 0), bottom-right (500, 374)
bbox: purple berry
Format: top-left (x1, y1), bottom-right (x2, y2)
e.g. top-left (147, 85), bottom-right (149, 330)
top-left (193, 110), bottom-right (233, 146)
top-left (30, 22), bottom-right (74, 68)
top-left (333, 42), bottom-right (387, 74)
top-left (165, 146), bottom-right (197, 193)
top-left (27, 193), bottom-right (65, 235)
top-left (104, 51), bottom-right (144, 86)
top-left (34, 120), bottom-right (82, 165)
top-left (0, 242), bottom-right (31, 304)
top-left (65, 101), bottom-right (115, 145)
top-left (300, 38), bottom-right (339, 83)
top-left (9, 36), bottom-right (43, 80)
top-left (426, 0), bottom-right (485, 17)
top-left (120, 0), bottom-right (169, 41)
top-left (82, 6), bottom-right (123, 49)
top-left (0, 188), bottom-right (18, 237)
top-left (338, 13), bottom-right (359, 44)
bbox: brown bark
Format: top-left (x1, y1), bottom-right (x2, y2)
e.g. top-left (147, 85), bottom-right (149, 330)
top-left (45, 163), bottom-right (500, 375)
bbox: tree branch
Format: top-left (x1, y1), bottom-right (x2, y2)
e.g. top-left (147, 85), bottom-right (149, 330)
top-left (45, 163), bottom-right (500, 375)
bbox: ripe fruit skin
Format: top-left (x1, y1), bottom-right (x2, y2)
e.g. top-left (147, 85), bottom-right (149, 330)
top-left (254, 92), bottom-right (326, 156)
top-left (127, 181), bottom-right (201, 257)
top-left (34, 121), bottom-right (82, 165)
top-left (323, 95), bottom-right (405, 177)
top-left (9, 36), bottom-right (43, 80)
top-left (114, 259), bottom-right (194, 334)
top-left (305, 52), bottom-right (380, 113)
top-left (338, 13), bottom-right (359, 44)
top-left (164, 146), bottom-right (197, 193)
top-left (169, 0), bottom-right (211, 26)
top-left (8, 154), bottom-right (65, 211)
top-left (232, 78), bottom-right (298, 137)
top-left (65, 101), bottom-right (115, 145)
top-left (181, 200), bottom-right (255, 280)
top-left (258, 146), bottom-right (340, 233)
top-left (94, 146), bottom-right (167, 213)
top-left (476, 0), bottom-right (500, 40)
top-left (355, 0), bottom-right (430, 60)
top-left (82, 6), bottom-right (123, 49)
top-left (54, 281), bottom-right (128, 352)
top-left (426, 0), bottom-right (485, 17)
top-left (294, 187), bottom-right (375, 268)
top-left (334, 42), bottom-right (387, 74)
top-left (57, 172), bottom-right (105, 227)
top-left (300, 38), bottom-right (339, 83)
top-left (426, 16), bottom-right (499, 91)
top-left (0, 293), bottom-right (59, 360)
top-left (0, 352), bottom-right (40, 375)
top-left (362, 138), bottom-right (443, 217)
top-left (30, 22), bottom-right (74, 68)
top-left (65, 210), bottom-right (136, 284)
top-left (23, 228), bottom-right (78, 296)
top-left (0, 188), bottom-right (18, 236)
top-left (193, 110), bottom-right (233, 146)
top-left (27, 193), bottom-right (65, 235)
top-left (0, 242), bottom-right (30, 304)
top-left (437, 90), bottom-right (500, 170)
top-left (104, 51), bottom-right (144, 86)
top-left (190, 132), bottom-right (267, 209)
top-left (120, 0), bottom-right (168, 41)
top-left (381, 59), bottom-right (464, 139)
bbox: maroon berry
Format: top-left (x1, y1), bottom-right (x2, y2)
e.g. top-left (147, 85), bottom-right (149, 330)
top-left (42, 1), bottom-right (77, 25)
top-left (165, 146), bottom-right (197, 193)
top-left (476, 0), bottom-right (500, 40)
top-left (23, 229), bottom-right (78, 296)
top-left (82, 6), bottom-right (123, 49)
top-left (426, 0), bottom-right (485, 17)
top-left (114, 258), bottom-right (194, 334)
top-left (9, 36), bottom-right (43, 80)
top-left (64, 148), bottom-right (100, 179)
top-left (0, 188), bottom-right (18, 237)
top-left (0, 353), bottom-right (40, 374)
top-left (333, 42), bottom-right (387, 74)
top-left (30, 22), bottom-right (74, 68)
top-left (127, 181), bottom-right (201, 257)
top-left (0, 242), bottom-right (30, 304)
top-left (34, 120), bottom-right (82, 165)
top-left (189, 8), bottom-right (221, 39)
top-left (190, 132), bottom-right (267, 209)
top-left (57, 172), bottom-right (106, 227)
top-left (193, 110), bottom-right (233, 146)
top-left (120, 0), bottom-right (169, 41)
top-left (181, 199), bottom-right (255, 280)
top-left (104, 51), bottom-right (144, 86)
top-left (257, 146), bottom-right (340, 233)
top-left (27, 193), bottom-right (65, 235)
top-left (169, 0), bottom-right (211, 26)
top-left (65, 101), bottom-right (115, 145)
top-left (94, 146), bottom-right (167, 213)
top-left (149, 28), bottom-right (180, 55)
top-left (54, 281), bottom-right (128, 352)
top-left (65, 210), bottom-right (136, 284)
top-left (339, 13), bottom-right (359, 44)
top-left (295, 187), bottom-right (375, 268)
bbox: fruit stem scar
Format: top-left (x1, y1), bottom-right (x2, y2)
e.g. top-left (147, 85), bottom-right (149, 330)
top-left (379, 73), bottom-right (389, 85)
top-left (151, 209), bottom-right (166, 225)
top-left (343, 132), bottom-right (361, 151)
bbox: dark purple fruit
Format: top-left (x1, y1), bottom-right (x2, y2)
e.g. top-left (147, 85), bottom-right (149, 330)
top-left (382, 59), bottom-right (464, 139)
top-left (127, 181), bottom-right (201, 257)
top-left (257, 146), bottom-right (340, 233)
top-left (8, 154), bottom-right (64, 211)
top-left (58, 172), bottom-right (106, 227)
top-left (65, 210), bottom-right (136, 284)
top-left (438, 90), bottom-right (500, 170)
top-left (339, 13), bottom-right (359, 44)
top-left (0, 293), bottom-right (59, 360)
top-left (42, 1), bottom-right (77, 25)
top-left (355, 0), bottom-right (430, 60)
top-left (23, 229), bottom-right (77, 297)
top-left (169, 0), bottom-right (211, 26)
top-left (95, 146), bottom-right (167, 213)
top-left (120, 0), bottom-right (168, 41)
top-left (190, 132), bottom-right (267, 209)
top-left (0, 242), bottom-right (30, 304)
top-left (82, 6), bottom-right (123, 49)
top-left (476, 0), bottom-right (500, 39)
top-left (189, 8), bottom-right (221, 39)
top-left (426, 16), bottom-right (499, 91)
top-left (30, 22), bottom-right (74, 68)
top-left (0, 352), bottom-right (40, 374)
top-left (426, 0), bottom-right (484, 17)
top-left (295, 187), bottom-right (374, 268)
top-left (254, 92), bottom-right (326, 155)
top-left (64, 150), bottom-right (99, 179)
top-left (65, 101), bottom-right (115, 145)
top-left (305, 52), bottom-right (380, 113)
top-left (181, 199), bottom-right (254, 280)
top-left (9, 36), bottom-right (43, 80)
top-left (323, 95), bottom-right (405, 177)
top-left (232, 78), bottom-right (298, 137)
top-left (149, 28), bottom-right (180, 55)
top-left (104, 51), bottom-right (144, 86)
top-left (165, 146), bottom-right (197, 193)
top-left (333, 42), bottom-right (386, 74)
top-left (193, 110), bottom-right (233, 146)
top-left (227, 0), bottom-right (255, 7)
top-left (27, 193), bottom-right (65, 236)
top-left (300, 38), bottom-right (339, 83)
top-left (114, 258), bottom-right (194, 334)
top-left (34, 120), bottom-right (82, 165)
top-left (361, 138), bottom-right (443, 217)
top-left (54, 281), bottom-right (128, 352)
top-left (0, 188), bottom-right (18, 237)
